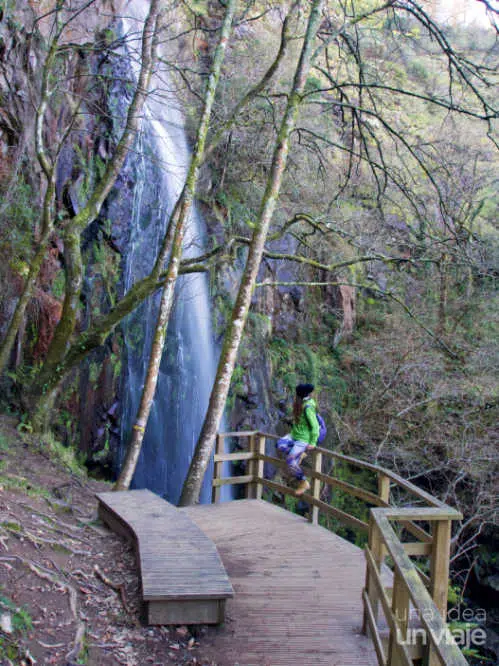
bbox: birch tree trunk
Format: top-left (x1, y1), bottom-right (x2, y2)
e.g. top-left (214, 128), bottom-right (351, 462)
top-left (178, 0), bottom-right (325, 507)
top-left (115, 0), bottom-right (238, 491)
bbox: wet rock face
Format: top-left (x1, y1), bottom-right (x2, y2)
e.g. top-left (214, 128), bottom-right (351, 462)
top-left (0, 4), bottom-right (135, 455)
top-left (232, 350), bottom-right (276, 433)
top-left (222, 228), bottom-right (356, 436)
top-left (78, 38), bottom-right (152, 464)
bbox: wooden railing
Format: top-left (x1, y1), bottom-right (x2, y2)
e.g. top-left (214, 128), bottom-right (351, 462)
top-left (212, 431), bottom-right (467, 666)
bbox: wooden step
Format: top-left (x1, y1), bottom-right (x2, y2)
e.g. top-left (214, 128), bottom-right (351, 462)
top-left (96, 489), bottom-right (233, 625)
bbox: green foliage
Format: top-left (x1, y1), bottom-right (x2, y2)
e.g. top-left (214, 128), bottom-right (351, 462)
top-left (284, 494), bottom-right (299, 513)
top-left (52, 270), bottom-right (66, 300)
top-left (88, 235), bottom-right (120, 308)
top-left (269, 338), bottom-right (347, 413)
top-left (0, 432), bottom-right (9, 452)
top-left (88, 361), bottom-right (100, 385)
top-left (109, 352), bottom-right (122, 380)
top-left (0, 594), bottom-right (32, 632)
top-left (0, 471), bottom-right (50, 499)
top-left (304, 74), bottom-right (323, 96)
top-left (318, 461), bottom-right (376, 547)
top-left (40, 432), bottom-right (86, 477)
top-left (227, 364), bottom-right (245, 412)
top-left (462, 648), bottom-right (493, 661)
top-left (184, 0), bottom-right (209, 18)
top-left (0, 0), bottom-right (16, 17)
top-left (216, 187), bottom-right (258, 236)
top-left (448, 583), bottom-right (462, 607)
top-left (16, 417), bottom-right (33, 435)
top-left (0, 593), bottom-right (33, 661)
top-left (0, 179), bottom-right (38, 263)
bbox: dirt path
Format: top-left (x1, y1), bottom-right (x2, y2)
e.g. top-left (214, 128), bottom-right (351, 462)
top-left (0, 417), bottom-right (220, 665)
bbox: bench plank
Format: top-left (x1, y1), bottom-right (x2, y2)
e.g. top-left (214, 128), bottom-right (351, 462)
top-left (97, 490), bottom-right (233, 624)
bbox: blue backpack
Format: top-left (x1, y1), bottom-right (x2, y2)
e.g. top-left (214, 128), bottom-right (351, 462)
top-left (317, 413), bottom-right (327, 444)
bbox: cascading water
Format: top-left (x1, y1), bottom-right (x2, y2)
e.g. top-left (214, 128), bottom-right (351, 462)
top-left (114, 2), bottom-right (219, 504)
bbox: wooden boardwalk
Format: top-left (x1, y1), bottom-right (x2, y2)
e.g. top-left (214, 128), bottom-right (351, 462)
top-left (183, 499), bottom-right (378, 666)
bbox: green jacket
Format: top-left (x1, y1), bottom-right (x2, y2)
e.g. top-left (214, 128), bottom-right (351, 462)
top-left (291, 397), bottom-right (319, 446)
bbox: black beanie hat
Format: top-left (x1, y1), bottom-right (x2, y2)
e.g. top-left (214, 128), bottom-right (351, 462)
top-left (296, 383), bottom-right (314, 398)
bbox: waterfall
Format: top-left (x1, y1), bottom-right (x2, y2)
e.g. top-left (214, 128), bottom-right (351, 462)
top-left (115, 3), bottom-right (218, 504)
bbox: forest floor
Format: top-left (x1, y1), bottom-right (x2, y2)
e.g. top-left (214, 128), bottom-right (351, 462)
top-left (0, 416), bottom-right (230, 666)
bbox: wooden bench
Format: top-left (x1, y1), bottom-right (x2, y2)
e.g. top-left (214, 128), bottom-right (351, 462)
top-left (96, 489), bottom-right (233, 625)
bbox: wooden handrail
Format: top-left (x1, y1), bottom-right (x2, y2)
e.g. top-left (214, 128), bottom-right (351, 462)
top-left (366, 510), bottom-right (466, 666)
top-left (212, 431), bottom-right (466, 666)
top-left (217, 431), bottom-right (445, 507)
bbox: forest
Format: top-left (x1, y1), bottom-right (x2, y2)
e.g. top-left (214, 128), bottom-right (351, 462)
top-left (0, 1), bottom-right (497, 664)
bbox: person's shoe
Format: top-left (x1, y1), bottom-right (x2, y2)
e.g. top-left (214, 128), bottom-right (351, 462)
top-left (295, 479), bottom-right (310, 496)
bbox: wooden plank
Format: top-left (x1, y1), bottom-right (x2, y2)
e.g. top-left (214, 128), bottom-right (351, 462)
top-left (212, 434), bottom-right (224, 503)
top-left (311, 497), bottom-right (369, 532)
top-left (430, 520), bottom-right (452, 616)
top-left (388, 571), bottom-right (410, 663)
top-left (311, 449), bottom-right (322, 524)
top-left (255, 435), bottom-right (265, 500)
top-left (148, 599), bottom-right (225, 625)
top-left (217, 431), bottom-right (258, 437)
top-left (381, 507), bottom-right (462, 522)
top-left (415, 565), bottom-right (431, 587)
top-left (403, 541), bottom-right (432, 556)
top-left (365, 547), bottom-right (413, 666)
top-left (362, 589), bottom-right (387, 666)
top-left (259, 453), bottom-right (293, 472)
top-left (314, 470), bottom-right (387, 506)
top-left (98, 503), bottom-right (138, 544)
top-left (257, 476), bottom-right (293, 496)
top-left (214, 452), bottom-right (254, 462)
top-left (212, 474), bottom-right (253, 487)
top-left (428, 520), bottom-right (452, 666)
top-left (400, 520), bottom-right (433, 543)
top-left (247, 434), bottom-right (256, 499)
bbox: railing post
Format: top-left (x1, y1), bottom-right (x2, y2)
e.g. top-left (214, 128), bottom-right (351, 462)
top-left (378, 471), bottom-right (391, 505)
top-left (246, 434), bottom-right (256, 499)
top-left (430, 519), bottom-right (451, 616)
top-left (376, 471), bottom-right (390, 563)
top-left (363, 515), bottom-right (384, 634)
top-left (212, 434), bottom-right (224, 504)
top-left (388, 570), bottom-right (410, 666)
top-left (428, 518), bottom-right (452, 666)
top-left (310, 448), bottom-right (322, 524)
top-left (255, 434), bottom-right (265, 500)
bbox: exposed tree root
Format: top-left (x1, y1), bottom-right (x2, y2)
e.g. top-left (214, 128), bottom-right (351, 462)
top-left (19, 502), bottom-right (86, 532)
top-left (24, 530), bottom-right (91, 556)
top-left (37, 639), bottom-right (65, 649)
top-left (0, 555), bottom-right (78, 618)
top-left (94, 564), bottom-right (130, 613)
top-left (1, 520), bottom-right (91, 556)
top-left (65, 621), bottom-right (86, 662)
